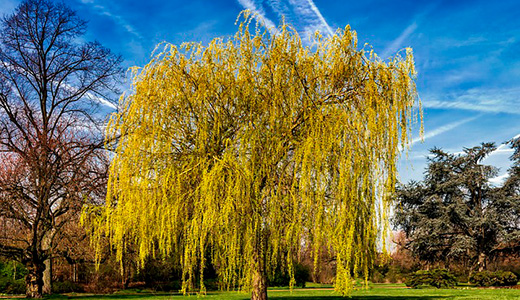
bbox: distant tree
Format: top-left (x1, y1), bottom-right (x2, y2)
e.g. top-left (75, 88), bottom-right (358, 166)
top-left (390, 231), bottom-right (419, 273)
top-left (0, 0), bottom-right (122, 297)
top-left (491, 138), bottom-right (520, 257)
top-left (394, 143), bottom-right (520, 272)
top-left (83, 13), bottom-right (420, 300)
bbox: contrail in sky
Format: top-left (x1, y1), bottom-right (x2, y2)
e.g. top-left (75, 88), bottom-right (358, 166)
top-left (409, 114), bottom-right (482, 146)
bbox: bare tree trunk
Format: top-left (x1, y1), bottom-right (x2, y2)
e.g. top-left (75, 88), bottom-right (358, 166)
top-left (72, 263), bottom-right (77, 283)
top-left (42, 229), bottom-right (54, 294)
top-left (122, 268), bottom-right (130, 290)
top-left (121, 250), bottom-right (130, 289)
top-left (42, 257), bottom-right (52, 294)
top-left (26, 261), bottom-right (45, 298)
top-left (478, 253), bottom-right (487, 272)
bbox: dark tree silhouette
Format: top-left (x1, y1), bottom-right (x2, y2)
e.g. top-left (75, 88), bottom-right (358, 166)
top-left (394, 143), bottom-right (520, 272)
top-left (0, 0), bottom-right (122, 297)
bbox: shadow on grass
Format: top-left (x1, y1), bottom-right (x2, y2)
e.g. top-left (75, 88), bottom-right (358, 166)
top-left (46, 295), bottom-right (175, 300)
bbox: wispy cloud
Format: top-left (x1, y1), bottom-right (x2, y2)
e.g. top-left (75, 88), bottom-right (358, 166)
top-left (299, 0), bottom-right (333, 36)
top-left (381, 3), bottom-right (439, 58)
top-left (237, 0), bottom-right (277, 31)
top-left (282, 0), bottom-right (333, 38)
top-left (493, 143), bottom-right (515, 154)
top-left (80, 0), bottom-right (142, 39)
top-left (85, 92), bottom-right (117, 110)
top-left (424, 87), bottom-right (520, 114)
top-left (381, 22), bottom-right (417, 58)
top-left (237, 0), bottom-right (333, 39)
top-left (409, 114), bottom-right (482, 146)
top-left (489, 173), bottom-right (509, 186)
top-left (484, 133), bottom-right (520, 186)
top-left (61, 82), bottom-right (117, 110)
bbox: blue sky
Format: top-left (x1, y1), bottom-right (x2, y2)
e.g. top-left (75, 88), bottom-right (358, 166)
top-left (1, 0), bottom-right (519, 184)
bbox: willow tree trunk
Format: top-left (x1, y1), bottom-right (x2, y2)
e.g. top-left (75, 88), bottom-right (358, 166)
top-left (26, 260), bottom-right (45, 298)
top-left (251, 227), bottom-right (268, 300)
top-left (251, 252), bottom-right (267, 300)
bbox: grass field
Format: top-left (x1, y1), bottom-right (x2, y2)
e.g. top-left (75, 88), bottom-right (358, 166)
top-left (3, 285), bottom-right (517, 300)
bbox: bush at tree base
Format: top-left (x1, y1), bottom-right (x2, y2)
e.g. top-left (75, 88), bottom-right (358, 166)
top-left (405, 269), bottom-right (457, 288)
top-left (0, 277), bottom-right (25, 294)
top-left (268, 263), bottom-right (310, 288)
top-left (52, 280), bottom-right (84, 293)
top-left (470, 271), bottom-right (518, 287)
top-left (0, 260), bottom-right (26, 294)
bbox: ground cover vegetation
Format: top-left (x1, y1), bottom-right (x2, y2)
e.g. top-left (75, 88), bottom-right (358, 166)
top-left (25, 286), bottom-right (520, 300)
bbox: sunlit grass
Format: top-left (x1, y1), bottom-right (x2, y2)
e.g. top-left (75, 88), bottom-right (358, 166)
top-left (33, 284), bottom-right (520, 300)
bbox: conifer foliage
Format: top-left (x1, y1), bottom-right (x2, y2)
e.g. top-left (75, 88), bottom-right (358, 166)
top-left (84, 15), bottom-right (420, 299)
top-left (394, 143), bottom-right (520, 272)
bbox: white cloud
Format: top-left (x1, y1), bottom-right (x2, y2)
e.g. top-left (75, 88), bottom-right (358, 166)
top-left (300, 0), bottom-right (333, 36)
top-left (61, 82), bottom-right (117, 110)
top-left (483, 137), bottom-right (518, 186)
top-left (81, 1), bottom-right (142, 39)
top-left (283, 0), bottom-right (333, 37)
top-left (380, 3), bottom-right (439, 59)
top-left (424, 87), bottom-right (520, 114)
top-left (381, 22), bottom-right (417, 58)
top-left (493, 143), bottom-right (515, 153)
top-left (409, 114), bottom-right (482, 146)
top-left (237, 0), bottom-right (277, 31)
top-left (85, 92), bottom-right (117, 110)
top-left (237, 0), bottom-right (333, 40)
top-left (489, 173), bottom-right (509, 186)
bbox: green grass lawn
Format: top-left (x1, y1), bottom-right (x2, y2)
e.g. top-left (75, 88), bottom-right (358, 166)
top-left (6, 285), bottom-right (513, 300)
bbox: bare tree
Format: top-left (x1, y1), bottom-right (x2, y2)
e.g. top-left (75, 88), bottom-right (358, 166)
top-left (0, 0), bottom-right (122, 297)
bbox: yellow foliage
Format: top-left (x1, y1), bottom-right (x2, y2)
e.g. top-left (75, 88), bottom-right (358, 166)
top-left (84, 13), bottom-right (420, 296)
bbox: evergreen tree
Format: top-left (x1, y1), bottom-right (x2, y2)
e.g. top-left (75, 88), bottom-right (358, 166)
top-left (395, 143), bottom-right (520, 271)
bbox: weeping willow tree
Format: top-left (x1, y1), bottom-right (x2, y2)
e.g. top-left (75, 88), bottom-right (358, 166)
top-left (83, 14), bottom-right (420, 300)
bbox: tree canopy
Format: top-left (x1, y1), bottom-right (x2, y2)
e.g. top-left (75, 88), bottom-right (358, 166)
top-left (84, 14), bottom-right (420, 299)
top-left (394, 143), bottom-right (520, 271)
top-left (0, 0), bottom-right (121, 297)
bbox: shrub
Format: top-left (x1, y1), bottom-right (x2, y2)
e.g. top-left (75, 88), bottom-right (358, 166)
top-left (0, 260), bottom-right (27, 281)
top-left (52, 280), bottom-right (84, 293)
top-left (133, 257), bottom-right (183, 291)
top-left (370, 269), bottom-right (385, 283)
top-left (293, 263), bottom-right (310, 288)
top-left (268, 263), bottom-right (309, 288)
top-left (0, 277), bottom-right (25, 294)
top-left (470, 271), bottom-right (518, 287)
top-left (405, 269), bottom-right (457, 288)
